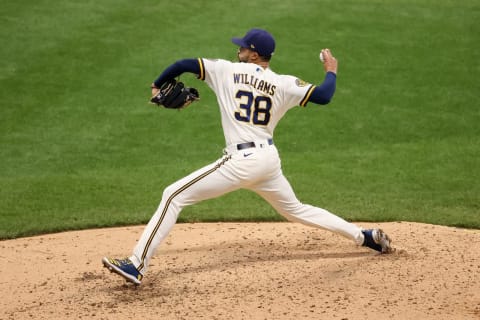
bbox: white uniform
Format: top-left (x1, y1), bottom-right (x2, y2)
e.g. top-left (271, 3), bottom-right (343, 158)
top-left (130, 58), bottom-right (364, 274)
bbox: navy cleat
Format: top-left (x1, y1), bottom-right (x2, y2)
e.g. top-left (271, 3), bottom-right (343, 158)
top-left (362, 229), bottom-right (394, 254)
top-left (102, 257), bottom-right (143, 285)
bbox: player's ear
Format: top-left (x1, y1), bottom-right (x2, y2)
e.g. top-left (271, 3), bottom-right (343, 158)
top-left (250, 51), bottom-right (260, 61)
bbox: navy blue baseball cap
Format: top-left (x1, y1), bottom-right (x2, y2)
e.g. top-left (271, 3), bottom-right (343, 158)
top-left (232, 28), bottom-right (276, 57)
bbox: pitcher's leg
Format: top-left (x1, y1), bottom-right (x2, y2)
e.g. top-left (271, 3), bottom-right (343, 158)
top-left (252, 174), bottom-right (364, 245)
top-left (131, 156), bottom-right (239, 273)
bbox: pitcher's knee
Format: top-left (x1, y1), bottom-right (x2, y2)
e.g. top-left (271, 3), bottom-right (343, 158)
top-left (161, 183), bottom-right (196, 209)
top-left (278, 202), bottom-right (311, 217)
top-left (162, 184), bottom-right (177, 200)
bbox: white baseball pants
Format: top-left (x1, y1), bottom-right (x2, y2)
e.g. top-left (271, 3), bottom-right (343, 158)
top-left (130, 140), bottom-right (364, 274)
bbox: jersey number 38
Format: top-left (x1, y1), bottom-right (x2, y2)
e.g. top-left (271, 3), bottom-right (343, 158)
top-left (234, 90), bottom-right (272, 126)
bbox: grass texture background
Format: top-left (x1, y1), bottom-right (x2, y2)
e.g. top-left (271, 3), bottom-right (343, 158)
top-left (0, 0), bottom-right (479, 238)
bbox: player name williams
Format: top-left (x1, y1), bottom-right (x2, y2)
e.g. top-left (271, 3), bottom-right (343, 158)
top-left (233, 73), bottom-right (276, 96)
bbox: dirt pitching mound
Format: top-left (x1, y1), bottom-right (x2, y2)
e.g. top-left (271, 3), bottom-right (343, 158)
top-left (1, 222), bottom-right (479, 320)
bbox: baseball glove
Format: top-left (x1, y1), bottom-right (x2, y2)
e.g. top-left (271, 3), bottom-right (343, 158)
top-left (150, 79), bottom-right (199, 109)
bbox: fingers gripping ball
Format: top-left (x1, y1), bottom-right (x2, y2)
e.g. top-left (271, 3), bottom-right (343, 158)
top-left (319, 49), bottom-right (332, 63)
top-left (150, 79), bottom-right (199, 109)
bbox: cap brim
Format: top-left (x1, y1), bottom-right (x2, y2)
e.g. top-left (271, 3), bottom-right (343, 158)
top-left (231, 37), bottom-right (247, 48)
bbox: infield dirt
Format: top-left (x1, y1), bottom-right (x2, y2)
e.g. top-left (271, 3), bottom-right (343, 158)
top-left (1, 222), bottom-right (479, 319)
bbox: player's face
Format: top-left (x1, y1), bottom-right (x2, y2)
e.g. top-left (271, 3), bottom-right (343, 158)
top-left (237, 47), bottom-right (253, 63)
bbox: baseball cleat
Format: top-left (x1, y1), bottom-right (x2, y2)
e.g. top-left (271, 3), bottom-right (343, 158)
top-left (102, 257), bottom-right (143, 285)
top-left (361, 229), bottom-right (394, 254)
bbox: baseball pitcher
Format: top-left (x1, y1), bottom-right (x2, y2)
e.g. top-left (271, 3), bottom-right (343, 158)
top-left (103, 28), bottom-right (393, 285)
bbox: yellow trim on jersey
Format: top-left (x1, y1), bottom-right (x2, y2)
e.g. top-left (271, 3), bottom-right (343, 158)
top-left (198, 58), bottom-right (205, 80)
top-left (299, 85), bottom-right (316, 107)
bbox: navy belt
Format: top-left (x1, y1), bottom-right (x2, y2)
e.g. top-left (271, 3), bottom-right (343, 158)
top-left (236, 139), bottom-right (274, 150)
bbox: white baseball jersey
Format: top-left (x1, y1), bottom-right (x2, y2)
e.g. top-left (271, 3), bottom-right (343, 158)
top-left (198, 58), bottom-right (315, 146)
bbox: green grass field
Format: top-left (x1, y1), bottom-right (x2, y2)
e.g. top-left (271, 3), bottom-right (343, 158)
top-left (1, 0), bottom-right (479, 239)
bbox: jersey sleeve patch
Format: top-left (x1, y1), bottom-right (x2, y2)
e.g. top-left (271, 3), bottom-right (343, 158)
top-left (295, 78), bottom-right (309, 87)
